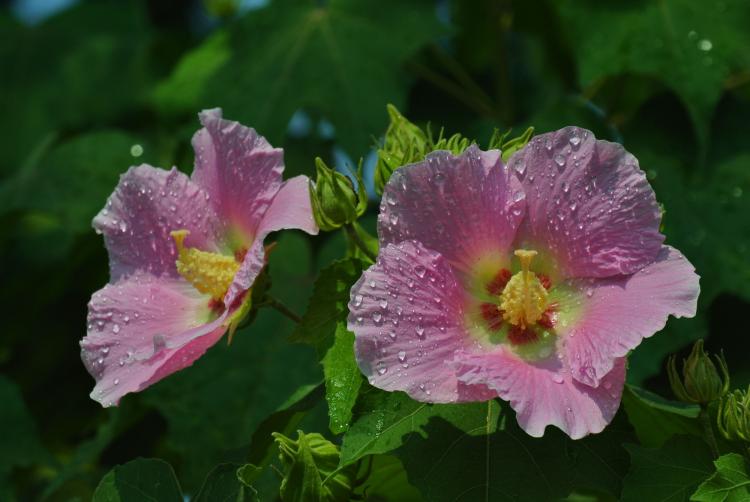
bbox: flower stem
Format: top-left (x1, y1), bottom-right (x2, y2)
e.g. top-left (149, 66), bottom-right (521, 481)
top-left (699, 405), bottom-right (720, 458)
top-left (344, 223), bottom-right (377, 262)
top-left (265, 296), bottom-right (303, 324)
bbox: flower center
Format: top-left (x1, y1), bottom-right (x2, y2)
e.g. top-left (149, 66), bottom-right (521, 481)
top-left (171, 230), bottom-right (240, 300)
top-left (499, 249), bottom-right (549, 328)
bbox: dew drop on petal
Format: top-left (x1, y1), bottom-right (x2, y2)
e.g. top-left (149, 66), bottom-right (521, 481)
top-left (554, 153), bottom-right (566, 167)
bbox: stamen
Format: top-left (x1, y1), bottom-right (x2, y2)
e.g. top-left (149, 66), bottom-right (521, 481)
top-left (171, 230), bottom-right (240, 300)
top-left (499, 249), bottom-right (549, 328)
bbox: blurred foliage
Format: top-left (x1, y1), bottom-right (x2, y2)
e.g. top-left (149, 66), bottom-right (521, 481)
top-left (1, 0), bottom-right (750, 500)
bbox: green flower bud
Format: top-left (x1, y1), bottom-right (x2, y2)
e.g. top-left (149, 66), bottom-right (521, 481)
top-left (668, 339), bottom-right (730, 405)
top-left (488, 126), bottom-right (535, 162)
top-left (309, 158), bottom-right (366, 232)
top-left (273, 430), bottom-right (357, 502)
top-left (374, 104), bottom-right (429, 195)
top-left (717, 387), bottom-right (750, 443)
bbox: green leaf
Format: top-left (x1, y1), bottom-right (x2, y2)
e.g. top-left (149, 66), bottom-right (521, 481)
top-left (339, 388), bottom-right (500, 466)
top-left (290, 259), bottom-right (364, 351)
top-left (621, 435), bottom-right (714, 502)
top-left (622, 385), bottom-right (702, 447)
top-left (394, 402), bottom-right (633, 501)
top-left (0, 375), bottom-right (48, 497)
top-left (92, 458), bottom-right (182, 502)
top-left (278, 432), bottom-right (324, 502)
top-left (0, 2), bottom-right (152, 177)
top-left (275, 431), bottom-right (357, 502)
top-left (167, 0), bottom-right (443, 154)
top-left (152, 30), bottom-right (231, 116)
top-left (322, 324), bottom-right (363, 434)
top-left (692, 454), bottom-right (750, 502)
top-left (0, 130), bottom-right (148, 233)
top-left (557, 0), bottom-right (750, 150)
top-left (353, 455), bottom-right (423, 502)
top-left (195, 463), bottom-right (252, 502)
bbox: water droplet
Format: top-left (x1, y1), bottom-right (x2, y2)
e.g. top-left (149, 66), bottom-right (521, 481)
top-left (369, 280), bottom-right (377, 288)
top-left (377, 362), bottom-right (388, 375)
top-left (398, 351), bottom-right (407, 362)
top-left (112, 324), bottom-right (120, 334)
top-left (513, 161), bottom-right (526, 175)
top-left (114, 378), bottom-right (120, 385)
top-left (554, 153), bottom-right (566, 167)
top-left (569, 135), bottom-right (581, 147)
top-left (379, 299), bottom-right (388, 309)
top-left (414, 265), bottom-right (426, 278)
top-left (415, 326), bottom-right (425, 338)
top-left (372, 312), bottom-right (383, 324)
top-left (551, 373), bottom-right (564, 384)
top-left (353, 294), bottom-right (363, 307)
top-left (388, 330), bottom-right (397, 339)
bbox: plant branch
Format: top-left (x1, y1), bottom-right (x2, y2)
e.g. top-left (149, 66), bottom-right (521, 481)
top-left (699, 405), bottom-right (720, 459)
top-left (264, 295), bottom-right (303, 324)
top-left (344, 223), bottom-right (377, 262)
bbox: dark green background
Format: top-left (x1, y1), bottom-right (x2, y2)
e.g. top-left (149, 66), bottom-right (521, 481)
top-left (1, 0), bottom-right (749, 499)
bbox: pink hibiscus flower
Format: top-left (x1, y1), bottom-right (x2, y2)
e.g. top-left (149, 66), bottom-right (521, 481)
top-left (349, 127), bottom-right (699, 439)
top-left (81, 109), bottom-right (318, 407)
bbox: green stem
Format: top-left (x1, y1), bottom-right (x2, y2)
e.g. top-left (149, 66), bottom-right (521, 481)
top-left (699, 405), bottom-right (720, 458)
top-left (344, 223), bottom-right (377, 262)
top-left (264, 296), bottom-right (303, 324)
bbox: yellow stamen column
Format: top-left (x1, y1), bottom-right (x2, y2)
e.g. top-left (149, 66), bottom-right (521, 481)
top-left (499, 249), bottom-right (549, 328)
top-left (171, 230), bottom-right (240, 301)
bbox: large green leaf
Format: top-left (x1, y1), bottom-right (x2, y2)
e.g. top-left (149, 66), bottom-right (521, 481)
top-left (0, 375), bottom-right (48, 498)
top-left (692, 453), bottom-right (750, 502)
top-left (621, 435), bottom-right (714, 502)
top-left (339, 388), bottom-right (500, 466)
top-left (353, 455), bottom-right (423, 502)
top-left (0, 1), bottom-right (152, 178)
top-left (92, 458), bottom-right (182, 502)
top-left (291, 259), bottom-right (363, 351)
top-left (159, 0), bottom-right (443, 154)
top-left (622, 385), bottom-right (702, 447)
top-left (322, 323), bottom-right (363, 434)
top-left (557, 0), bottom-right (750, 149)
top-left (195, 463), bottom-right (254, 502)
top-left (0, 131), bottom-right (148, 233)
top-left (395, 403), bottom-right (633, 501)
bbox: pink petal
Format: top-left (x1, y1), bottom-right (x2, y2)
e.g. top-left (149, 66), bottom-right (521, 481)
top-left (563, 246), bottom-right (699, 387)
top-left (378, 146), bottom-right (525, 278)
top-left (224, 175), bottom-right (318, 306)
top-left (81, 272), bottom-right (228, 407)
top-left (509, 127), bottom-right (664, 278)
top-left (191, 108), bottom-right (284, 241)
top-left (93, 165), bottom-right (220, 281)
top-left (349, 240), bottom-right (495, 403)
top-left (455, 351), bottom-right (626, 439)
